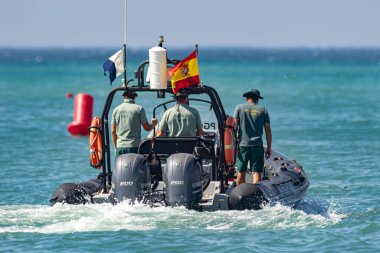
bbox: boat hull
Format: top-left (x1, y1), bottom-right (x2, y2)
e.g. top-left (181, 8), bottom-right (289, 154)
top-left (50, 148), bottom-right (309, 211)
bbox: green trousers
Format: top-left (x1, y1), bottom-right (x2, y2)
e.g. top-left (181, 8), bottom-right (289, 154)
top-left (116, 147), bottom-right (139, 159)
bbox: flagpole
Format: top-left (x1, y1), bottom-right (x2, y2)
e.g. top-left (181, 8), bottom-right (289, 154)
top-left (195, 44), bottom-right (200, 85)
top-left (123, 0), bottom-right (127, 87)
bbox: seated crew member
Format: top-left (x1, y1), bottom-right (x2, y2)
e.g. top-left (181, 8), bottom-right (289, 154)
top-left (112, 90), bottom-right (157, 158)
top-left (156, 91), bottom-right (203, 137)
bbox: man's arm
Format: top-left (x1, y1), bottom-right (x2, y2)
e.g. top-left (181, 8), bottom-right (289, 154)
top-left (111, 124), bottom-right (117, 152)
top-left (156, 129), bottom-right (165, 136)
top-left (195, 109), bottom-right (204, 137)
top-left (234, 118), bottom-right (239, 128)
top-left (142, 118), bottom-right (158, 131)
top-left (156, 111), bottom-right (169, 136)
top-left (264, 122), bottom-right (272, 158)
top-left (233, 105), bottom-right (240, 130)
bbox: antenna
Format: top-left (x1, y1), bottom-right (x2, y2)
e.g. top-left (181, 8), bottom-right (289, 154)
top-left (123, 0), bottom-right (127, 86)
top-left (158, 35), bottom-right (164, 47)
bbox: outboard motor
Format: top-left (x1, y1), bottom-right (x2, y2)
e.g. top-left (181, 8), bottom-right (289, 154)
top-left (163, 153), bottom-right (203, 209)
top-left (110, 154), bottom-right (150, 203)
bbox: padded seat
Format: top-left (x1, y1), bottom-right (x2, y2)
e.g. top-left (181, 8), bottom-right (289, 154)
top-left (139, 137), bottom-right (199, 157)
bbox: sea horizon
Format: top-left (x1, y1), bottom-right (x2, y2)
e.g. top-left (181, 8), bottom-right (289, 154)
top-left (2, 47), bottom-right (380, 65)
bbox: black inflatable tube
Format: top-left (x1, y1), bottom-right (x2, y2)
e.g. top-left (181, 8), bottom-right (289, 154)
top-left (228, 183), bottom-right (268, 210)
top-left (50, 178), bottom-right (102, 206)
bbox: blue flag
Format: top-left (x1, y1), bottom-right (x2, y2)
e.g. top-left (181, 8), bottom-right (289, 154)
top-left (103, 49), bottom-right (124, 85)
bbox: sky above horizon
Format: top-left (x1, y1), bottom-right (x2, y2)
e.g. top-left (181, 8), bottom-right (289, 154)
top-left (1, 0), bottom-right (380, 48)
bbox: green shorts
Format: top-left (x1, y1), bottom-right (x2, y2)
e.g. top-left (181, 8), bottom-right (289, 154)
top-left (116, 147), bottom-right (139, 159)
top-left (237, 146), bottom-right (264, 173)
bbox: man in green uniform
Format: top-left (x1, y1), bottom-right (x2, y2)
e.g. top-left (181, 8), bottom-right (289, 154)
top-left (111, 90), bottom-right (157, 158)
top-left (234, 89), bottom-right (272, 185)
top-left (156, 91), bottom-right (203, 137)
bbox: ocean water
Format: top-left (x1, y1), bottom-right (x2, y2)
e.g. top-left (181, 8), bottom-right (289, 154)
top-left (0, 48), bottom-right (379, 252)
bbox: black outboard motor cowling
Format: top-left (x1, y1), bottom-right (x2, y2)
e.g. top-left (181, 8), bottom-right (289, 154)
top-left (163, 153), bottom-right (203, 209)
top-left (111, 154), bottom-right (150, 203)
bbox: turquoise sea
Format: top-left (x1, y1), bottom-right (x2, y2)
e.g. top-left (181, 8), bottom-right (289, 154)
top-left (0, 48), bottom-right (379, 252)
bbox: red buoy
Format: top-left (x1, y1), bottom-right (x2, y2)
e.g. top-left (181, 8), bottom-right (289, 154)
top-left (67, 93), bottom-right (94, 135)
top-left (65, 92), bottom-right (73, 98)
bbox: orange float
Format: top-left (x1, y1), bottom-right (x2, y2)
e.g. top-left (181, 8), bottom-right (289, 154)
top-left (224, 116), bottom-right (237, 166)
top-left (89, 116), bottom-right (103, 169)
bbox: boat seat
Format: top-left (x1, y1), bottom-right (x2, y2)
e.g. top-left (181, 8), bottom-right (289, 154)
top-left (139, 137), bottom-right (199, 157)
top-left (139, 137), bottom-right (214, 181)
top-left (139, 136), bottom-right (214, 158)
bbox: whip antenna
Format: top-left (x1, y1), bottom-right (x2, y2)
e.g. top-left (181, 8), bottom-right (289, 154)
top-left (123, 0), bottom-right (127, 87)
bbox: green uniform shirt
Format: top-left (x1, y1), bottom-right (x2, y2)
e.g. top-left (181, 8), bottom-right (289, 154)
top-left (158, 104), bottom-right (203, 137)
top-left (111, 99), bottom-right (148, 148)
top-left (233, 102), bottom-right (270, 147)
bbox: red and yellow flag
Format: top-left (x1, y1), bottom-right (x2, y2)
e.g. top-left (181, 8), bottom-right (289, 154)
top-left (168, 50), bottom-right (200, 94)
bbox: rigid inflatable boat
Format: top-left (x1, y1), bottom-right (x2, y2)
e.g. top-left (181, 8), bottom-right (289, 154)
top-left (50, 39), bottom-right (309, 211)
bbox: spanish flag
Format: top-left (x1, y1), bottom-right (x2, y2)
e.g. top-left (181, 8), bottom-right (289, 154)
top-left (168, 50), bottom-right (200, 94)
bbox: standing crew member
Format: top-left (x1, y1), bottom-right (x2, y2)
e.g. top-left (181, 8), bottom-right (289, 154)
top-left (234, 89), bottom-right (272, 184)
top-left (111, 90), bottom-right (157, 158)
top-left (156, 91), bottom-right (203, 137)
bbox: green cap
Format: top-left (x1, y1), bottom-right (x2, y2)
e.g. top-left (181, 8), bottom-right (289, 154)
top-left (243, 89), bottom-right (264, 99)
